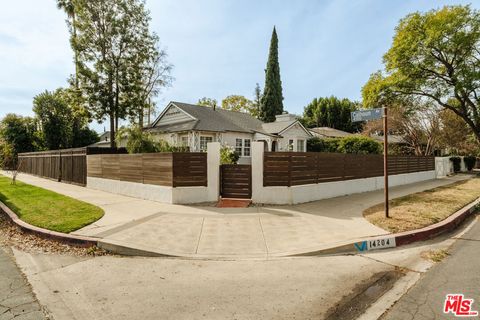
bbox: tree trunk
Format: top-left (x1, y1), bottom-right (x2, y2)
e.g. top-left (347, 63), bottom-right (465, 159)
top-left (109, 113), bottom-right (116, 148)
top-left (139, 106), bottom-right (144, 129)
top-left (73, 14), bottom-right (79, 89)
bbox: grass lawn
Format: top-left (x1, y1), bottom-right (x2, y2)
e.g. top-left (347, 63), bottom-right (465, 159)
top-left (0, 176), bottom-right (104, 233)
top-left (364, 176), bottom-right (480, 233)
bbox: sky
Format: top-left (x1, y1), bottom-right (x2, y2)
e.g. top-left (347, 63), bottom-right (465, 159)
top-left (0, 0), bottom-right (477, 132)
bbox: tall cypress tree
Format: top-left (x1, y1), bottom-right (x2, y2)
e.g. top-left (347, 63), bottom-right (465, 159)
top-left (259, 27), bottom-right (284, 122)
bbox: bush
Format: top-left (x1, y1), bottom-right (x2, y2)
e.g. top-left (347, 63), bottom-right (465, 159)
top-left (220, 146), bottom-right (239, 164)
top-left (307, 137), bottom-right (339, 152)
top-left (116, 127), bottom-right (189, 154)
top-left (337, 136), bottom-right (383, 154)
top-left (463, 156), bottom-right (477, 171)
top-left (450, 156), bottom-right (462, 172)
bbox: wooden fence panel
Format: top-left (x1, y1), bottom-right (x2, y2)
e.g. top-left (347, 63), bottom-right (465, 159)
top-left (264, 152), bottom-right (435, 187)
top-left (220, 164), bottom-right (252, 198)
top-left (172, 153), bottom-right (207, 187)
top-left (142, 153), bottom-right (173, 186)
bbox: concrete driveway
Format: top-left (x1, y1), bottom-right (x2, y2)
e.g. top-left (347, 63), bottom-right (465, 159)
top-left (8, 173), bottom-right (471, 259)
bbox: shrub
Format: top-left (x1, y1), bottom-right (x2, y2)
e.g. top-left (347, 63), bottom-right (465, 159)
top-left (450, 156), bottom-right (462, 172)
top-left (307, 137), bottom-right (339, 153)
top-left (116, 127), bottom-right (189, 154)
top-left (337, 136), bottom-right (383, 154)
top-left (220, 146), bottom-right (239, 164)
top-left (463, 156), bottom-right (477, 171)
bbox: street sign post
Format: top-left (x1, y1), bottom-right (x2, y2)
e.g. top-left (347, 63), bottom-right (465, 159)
top-left (351, 107), bottom-right (389, 218)
top-left (350, 108), bottom-right (383, 122)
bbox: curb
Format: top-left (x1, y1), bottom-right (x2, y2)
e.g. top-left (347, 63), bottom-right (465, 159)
top-left (289, 197), bottom-right (480, 257)
top-left (0, 201), bottom-right (98, 248)
top-left (1, 196), bottom-right (478, 258)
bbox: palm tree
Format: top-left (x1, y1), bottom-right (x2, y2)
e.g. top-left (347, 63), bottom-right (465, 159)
top-left (57, 0), bottom-right (79, 89)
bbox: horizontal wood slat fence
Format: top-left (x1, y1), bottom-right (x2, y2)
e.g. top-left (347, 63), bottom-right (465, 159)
top-left (87, 152), bottom-right (207, 187)
top-left (220, 164), bottom-right (252, 199)
top-left (263, 152), bottom-right (435, 187)
top-left (17, 147), bottom-right (125, 186)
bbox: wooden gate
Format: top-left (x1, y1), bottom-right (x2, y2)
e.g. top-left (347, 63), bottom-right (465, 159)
top-left (220, 164), bottom-right (252, 199)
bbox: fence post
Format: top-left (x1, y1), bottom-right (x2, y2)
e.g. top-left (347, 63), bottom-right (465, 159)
top-left (58, 151), bottom-right (62, 182)
top-left (288, 154), bottom-right (292, 187)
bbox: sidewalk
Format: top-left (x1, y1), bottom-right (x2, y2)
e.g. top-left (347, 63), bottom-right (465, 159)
top-left (5, 172), bottom-right (471, 259)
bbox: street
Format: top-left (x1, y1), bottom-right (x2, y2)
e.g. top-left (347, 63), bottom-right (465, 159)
top-left (382, 216), bottom-right (480, 319)
top-left (0, 247), bottom-right (46, 320)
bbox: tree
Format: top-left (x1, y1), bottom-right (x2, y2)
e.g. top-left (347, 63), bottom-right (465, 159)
top-left (221, 95), bottom-right (258, 116)
top-left (126, 36), bottom-right (173, 128)
top-left (197, 97), bottom-right (218, 107)
top-left (259, 27), bottom-right (283, 122)
top-left (362, 5), bottom-right (480, 142)
top-left (57, 0), bottom-right (79, 89)
top-left (438, 109), bottom-right (480, 155)
top-left (33, 90), bottom-right (72, 149)
top-left (0, 114), bottom-right (39, 157)
top-left (253, 83), bottom-right (262, 117)
top-left (362, 100), bottom-right (441, 155)
top-left (33, 88), bottom-right (98, 149)
top-left (72, 0), bottom-right (165, 147)
top-left (302, 96), bottom-right (362, 132)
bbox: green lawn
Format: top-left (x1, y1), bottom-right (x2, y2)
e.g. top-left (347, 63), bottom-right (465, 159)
top-left (0, 176), bottom-right (104, 233)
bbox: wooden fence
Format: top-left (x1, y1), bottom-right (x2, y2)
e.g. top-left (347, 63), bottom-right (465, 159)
top-left (18, 147), bottom-right (126, 186)
top-left (263, 152), bottom-right (435, 187)
top-left (87, 152), bottom-right (207, 187)
top-left (220, 164), bottom-right (252, 199)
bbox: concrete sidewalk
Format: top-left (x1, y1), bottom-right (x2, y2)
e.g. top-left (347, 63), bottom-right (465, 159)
top-left (5, 172), bottom-right (471, 259)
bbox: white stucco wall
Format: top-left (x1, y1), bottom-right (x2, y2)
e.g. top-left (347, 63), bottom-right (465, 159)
top-left (86, 142), bottom-right (220, 204)
top-left (251, 142), bottom-right (437, 205)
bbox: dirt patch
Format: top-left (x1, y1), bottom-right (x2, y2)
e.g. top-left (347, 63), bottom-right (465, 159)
top-left (364, 177), bottom-right (480, 233)
top-left (0, 212), bottom-right (110, 257)
top-left (324, 268), bottom-right (406, 320)
top-left (421, 249), bottom-right (450, 262)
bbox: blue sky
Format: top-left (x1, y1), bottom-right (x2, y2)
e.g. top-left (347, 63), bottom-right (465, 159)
top-left (0, 0), bottom-right (476, 132)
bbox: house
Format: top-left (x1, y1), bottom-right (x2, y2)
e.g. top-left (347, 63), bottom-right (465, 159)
top-left (145, 101), bottom-right (312, 163)
top-left (309, 127), bottom-right (353, 138)
top-left (89, 131), bottom-right (111, 148)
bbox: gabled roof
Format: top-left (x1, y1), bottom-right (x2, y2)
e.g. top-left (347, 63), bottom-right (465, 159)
top-left (149, 101), bottom-right (276, 135)
top-left (309, 127), bottom-right (353, 138)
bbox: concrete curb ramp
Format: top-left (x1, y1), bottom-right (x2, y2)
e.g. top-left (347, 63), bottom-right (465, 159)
top-left (1, 198), bottom-right (478, 259)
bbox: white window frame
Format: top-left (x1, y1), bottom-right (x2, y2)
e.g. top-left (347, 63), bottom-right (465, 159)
top-left (235, 138), bottom-right (243, 155)
top-left (243, 139), bottom-right (251, 157)
top-left (200, 136), bottom-right (213, 152)
top-left (288, 139), bottom-right (294, 151)
top-left (297, 139), bottom-right (305, 152)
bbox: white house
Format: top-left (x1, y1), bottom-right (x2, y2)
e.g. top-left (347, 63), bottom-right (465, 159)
top-left (145, 101), bottom-right (312, 163)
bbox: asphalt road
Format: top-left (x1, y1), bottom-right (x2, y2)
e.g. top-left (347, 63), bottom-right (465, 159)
top-left (382, 216), bottom-right (480, 320)
top-left (0, 246), bottom-right (46, 320)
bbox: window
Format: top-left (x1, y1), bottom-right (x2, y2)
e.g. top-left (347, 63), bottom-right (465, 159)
top-left (200, 136), bottom-right (213, 151)
top-left (181, 136), bottom-right (188, 146)
top-left (297, 139), bottom-right (305, 152)
top-left (288, 139), bottom-right (294, 151)
top-left (235, 138), bottom-right (243, 155)
top-left (243, 139), bottom-right (251, 156)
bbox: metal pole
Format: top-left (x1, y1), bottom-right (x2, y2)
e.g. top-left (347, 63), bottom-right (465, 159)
top-left (383, 107), bottom-right (389, 218)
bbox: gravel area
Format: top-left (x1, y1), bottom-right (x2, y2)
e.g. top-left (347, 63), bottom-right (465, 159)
top-left (0, 212), bottom-right (110, 257)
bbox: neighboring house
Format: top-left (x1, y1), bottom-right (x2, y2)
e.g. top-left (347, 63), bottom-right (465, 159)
top-left (89, 131), bottom-right (111, 148)
top-left (310, 127), bottom-right (405, 145)
top-left (145, 101), bottom-right (312, 163)
top-left (309, 127), bottom-right (353, 138)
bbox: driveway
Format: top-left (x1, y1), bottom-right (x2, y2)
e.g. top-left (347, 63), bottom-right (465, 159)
top-left (7, 173), bottom-right (471, 259)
